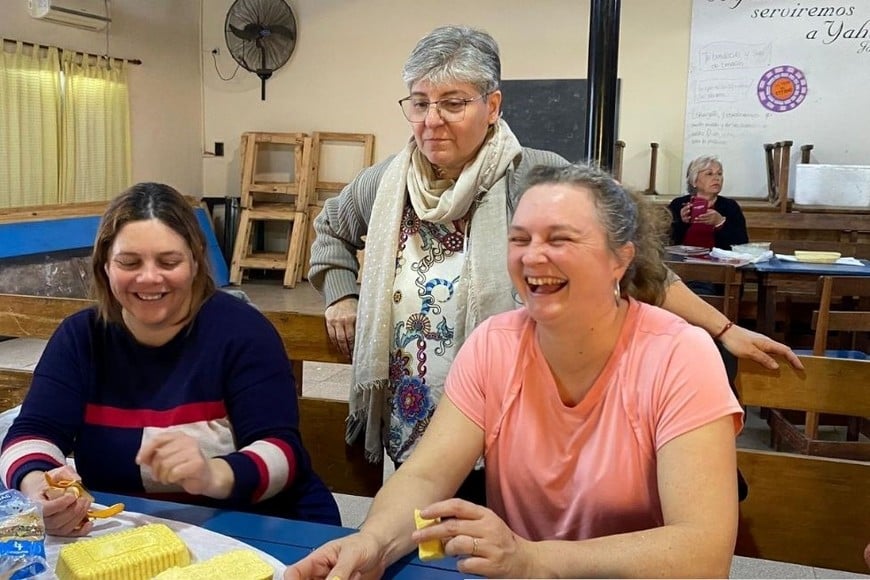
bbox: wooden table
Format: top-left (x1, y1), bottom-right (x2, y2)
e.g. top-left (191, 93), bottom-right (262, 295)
top-left (748, 258), bottom-right (870, 337)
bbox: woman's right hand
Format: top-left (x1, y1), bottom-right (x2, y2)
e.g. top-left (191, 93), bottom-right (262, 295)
top-left (283, 531), bottom-right (387, 580)
top-left (20, 466), bottom-right (93, 537)
top-left (680, 202), bottom-right (692, 224)
top-left (325, 296), bottom-right (359, 357)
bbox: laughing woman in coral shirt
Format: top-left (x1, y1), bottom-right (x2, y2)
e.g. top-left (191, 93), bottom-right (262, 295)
top-left (285, 164), bottom-right (743, 580)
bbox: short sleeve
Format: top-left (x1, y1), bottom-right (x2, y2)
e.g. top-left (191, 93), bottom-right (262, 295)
top-left (651, 325), bottom-right (744, 450)
top-left (444, 319), bottom-right (493, 430)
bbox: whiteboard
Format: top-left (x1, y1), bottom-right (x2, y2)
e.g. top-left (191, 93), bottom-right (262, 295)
top-left (683, 0), bottom-right (870, 198)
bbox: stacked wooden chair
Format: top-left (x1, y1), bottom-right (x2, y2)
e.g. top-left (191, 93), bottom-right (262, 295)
top-left (228, 131), bottom-right (375, 288)
top-left (229, 132), bottom-right (314, 288)
top-left (301, 132), bottom-right (375, 282)
top-left (762, 140), bottom-right (793, 212)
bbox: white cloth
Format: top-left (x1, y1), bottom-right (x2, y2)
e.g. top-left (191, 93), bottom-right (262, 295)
top-left (709, 248), bottom-right (774, 264)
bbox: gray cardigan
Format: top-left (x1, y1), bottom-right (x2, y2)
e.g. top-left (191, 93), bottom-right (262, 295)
top-left (308, 147), bottom-right (568, 306)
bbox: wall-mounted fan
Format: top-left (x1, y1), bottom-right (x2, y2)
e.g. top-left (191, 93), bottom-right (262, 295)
top-left (224, 0), bottom-right (297, 101)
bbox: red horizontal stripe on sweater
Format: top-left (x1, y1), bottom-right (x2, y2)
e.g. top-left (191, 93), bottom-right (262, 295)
top-left (84, 401), bottom-right (227, 428)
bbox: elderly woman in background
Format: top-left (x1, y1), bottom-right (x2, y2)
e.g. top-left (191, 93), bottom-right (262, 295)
top-left (309, 25), bottom-right (798, 503)
top-left (1, 183), bottom-right (339, 535)
top-left (668, 155), bottom-right (749, 251)
top-left (288, 164), bottom-right (743, 579)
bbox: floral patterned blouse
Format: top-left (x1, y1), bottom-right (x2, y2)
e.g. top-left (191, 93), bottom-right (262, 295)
top-left (387, 203), bottom-right (465, 463)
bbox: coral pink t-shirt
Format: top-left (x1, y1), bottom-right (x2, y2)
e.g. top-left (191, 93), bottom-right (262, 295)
top-left (445, 299), bottom-right (743, 542)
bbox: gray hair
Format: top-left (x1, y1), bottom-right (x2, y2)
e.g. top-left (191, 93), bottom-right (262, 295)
top-left (685, 155), bottom-right (722, 194)
top-left (402, 26), bottom-right (500, 94)
top-left (519, 164), bottom-right (669, 305)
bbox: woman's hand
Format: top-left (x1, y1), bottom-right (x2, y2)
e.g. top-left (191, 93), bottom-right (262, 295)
top-left (679, 202), bottom-right (692, 224)
top-left (20, 466), bottom-right (93, 537)
top-left (696, 208), bottom-right (724, 227)
top-left (136, 432), bottom-right (232, 498)
top-left (720, 324), bottom-right (803, 370)
top-left (413, 499), bottom-right (534, 579)
top-left (283, 531), bottom-right (386, 580)
top-left (325, 296), bottom-right (359, 357)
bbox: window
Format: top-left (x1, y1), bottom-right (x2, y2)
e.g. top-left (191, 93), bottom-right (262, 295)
top-left (0, 41), bottom-right (131, 208)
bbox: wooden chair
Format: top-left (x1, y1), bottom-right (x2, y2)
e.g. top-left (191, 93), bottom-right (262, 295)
top-left (665, 260), bottom-right (743, 321)
top-left (735, 448), bottom-right (870, 574)
top-left (809, 275), bottom-right (870, 358)
top-left (0, 293), bottom-right (382, 497)
top-left (737, 355), bottom-right (870, 461)
top-left (782, 275), bottom-right (870, 445)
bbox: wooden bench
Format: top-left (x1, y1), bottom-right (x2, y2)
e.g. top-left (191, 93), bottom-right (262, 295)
top-left (735, 355), bottom-right (870, 573)
top-left (0, 293), bottom-right (382, 497)
top-left (736, 449), bottom-right (869, 574)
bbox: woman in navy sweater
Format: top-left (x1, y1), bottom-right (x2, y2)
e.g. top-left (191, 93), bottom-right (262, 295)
top-left (0, 183), bottom-right (339, 535)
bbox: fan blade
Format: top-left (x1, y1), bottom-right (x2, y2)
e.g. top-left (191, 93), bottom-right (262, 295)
top-left (229, 23), bottom-right (260, 41)
top-left (267, 24), bottom-right (295, 39)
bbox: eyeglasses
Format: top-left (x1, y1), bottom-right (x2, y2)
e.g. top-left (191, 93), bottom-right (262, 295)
top-left (398, 93), bottom-right (489, 123)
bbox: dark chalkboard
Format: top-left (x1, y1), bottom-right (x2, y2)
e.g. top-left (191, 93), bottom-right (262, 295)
top-left (500, 79), bottom-right (620, 163)
top-left (500, 79), bottom-right (586, 162)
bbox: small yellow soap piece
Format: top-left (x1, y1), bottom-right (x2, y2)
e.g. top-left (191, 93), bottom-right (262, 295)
top-left (56, 523), bottom-right (190, 580)
top-left (153, 549), bottom-right (273, 580)
top-left (413, 508), bottom-right (445, 561)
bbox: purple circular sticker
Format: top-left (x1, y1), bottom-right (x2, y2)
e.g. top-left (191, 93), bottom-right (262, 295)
top-left (757, 66), bottom-right (807, 112)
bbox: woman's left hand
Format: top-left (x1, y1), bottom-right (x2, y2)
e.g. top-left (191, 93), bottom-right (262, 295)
top-left (696, 208), bottom-right (724, 226)
top-left (136, 432), bottom-right (228, 497)
top-left (412, 499), bottom-right (534, 578)
top-left (720, 324), bottom-right (803, 370)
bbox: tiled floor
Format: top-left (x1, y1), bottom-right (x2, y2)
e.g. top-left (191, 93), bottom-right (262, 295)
top-left (0, 280), bottom-right (866, 578)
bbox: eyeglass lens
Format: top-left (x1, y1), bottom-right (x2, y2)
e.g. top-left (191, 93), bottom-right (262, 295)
top-left (400, 96), bottom-right (481, 123)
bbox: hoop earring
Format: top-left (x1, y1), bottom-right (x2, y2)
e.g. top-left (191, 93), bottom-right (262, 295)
top-left (511, 288), bottom-right (524, 305)
top-left (613, 279), bottom-right (621, 307)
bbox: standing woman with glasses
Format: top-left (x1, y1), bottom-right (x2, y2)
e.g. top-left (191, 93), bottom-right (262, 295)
top-left (308, 25), bottom-right (800, 504)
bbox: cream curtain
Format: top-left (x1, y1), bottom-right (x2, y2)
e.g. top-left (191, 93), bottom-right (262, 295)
top-left (0, 41), bottom-right (61, 208)
top-left (60, 51), bottom-right (131, 203)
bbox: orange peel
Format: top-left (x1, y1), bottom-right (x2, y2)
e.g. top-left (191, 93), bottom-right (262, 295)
top-left (44, 473), bottom-right (125, 519)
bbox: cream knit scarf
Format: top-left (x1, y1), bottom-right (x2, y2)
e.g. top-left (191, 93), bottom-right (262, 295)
top-left (347, 119), bottom-right (523, 461)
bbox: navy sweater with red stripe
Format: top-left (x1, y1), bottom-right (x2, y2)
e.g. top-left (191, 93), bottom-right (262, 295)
top-left (0, 291), bottom-right (339, 525)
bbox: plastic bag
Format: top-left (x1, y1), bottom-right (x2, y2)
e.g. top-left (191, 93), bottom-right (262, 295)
top-left (0, 489), bottom-right (48, 579)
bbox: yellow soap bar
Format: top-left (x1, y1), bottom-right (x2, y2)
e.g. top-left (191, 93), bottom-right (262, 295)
top-left (413, 508), bottom-right (445, 561)
top-left (56, 523), bottom-right (190, 580)
top-left (153, 549), bottom-right (273, 580)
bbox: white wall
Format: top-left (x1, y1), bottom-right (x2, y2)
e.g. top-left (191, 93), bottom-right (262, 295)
top-left (202, 0), bottom-right (692, 197)
top-left (1, 1), bottom-right (693, 198)
top-left (0, 0), bottom-right (202, 196)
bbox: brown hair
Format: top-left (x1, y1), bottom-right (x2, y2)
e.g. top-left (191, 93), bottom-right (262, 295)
top-left (91, 182), bottom-right (216, 324)
top-left (519, 163), bottom-right (670, 306)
